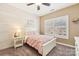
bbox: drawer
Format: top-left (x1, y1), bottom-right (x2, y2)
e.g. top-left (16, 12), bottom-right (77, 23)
top-left (14, 37), bottom-right (24, 40)
top-left (15, 40), bottom-right (23, 45)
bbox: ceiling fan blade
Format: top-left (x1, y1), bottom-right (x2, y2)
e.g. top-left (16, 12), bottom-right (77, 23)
top-left (37, 6), bottom-right (40, 10)
top-left (27, 3), bottom-right (34, 6)
top-left (42, 3), bottom-right (50, 6)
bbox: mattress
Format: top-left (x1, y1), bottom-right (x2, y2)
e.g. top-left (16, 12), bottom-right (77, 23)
top-left (26, 35), bottom-right (55, 54)
top-left (41, 35), bottom-right (54, 44)
top-left (27, 35), bottom-right (54, 43)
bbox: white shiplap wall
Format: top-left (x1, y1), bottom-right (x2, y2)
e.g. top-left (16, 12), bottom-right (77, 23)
top-left (0, 4), bottom-right (40, 50)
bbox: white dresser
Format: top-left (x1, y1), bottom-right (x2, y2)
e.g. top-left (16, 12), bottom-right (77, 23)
top-left (75, 37), bottom-right (79, 56)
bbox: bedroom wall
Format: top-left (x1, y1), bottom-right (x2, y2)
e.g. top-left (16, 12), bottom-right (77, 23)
top-left (0, 3), bottom-right (40, 50)
top-left (40, 4), bottom-right (79, 46)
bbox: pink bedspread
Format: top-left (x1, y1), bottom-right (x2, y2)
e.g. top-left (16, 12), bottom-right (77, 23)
top-left (26, 35), bottom-right (54, 54)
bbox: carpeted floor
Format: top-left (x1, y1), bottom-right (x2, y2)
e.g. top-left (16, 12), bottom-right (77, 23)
top-left (0, 44), bottom-right (75, 56)
top-left (47, 44), bottom-right (75, 56)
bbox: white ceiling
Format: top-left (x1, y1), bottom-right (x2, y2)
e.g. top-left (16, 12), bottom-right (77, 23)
top-left (8, 3), bottom-right (76, 16)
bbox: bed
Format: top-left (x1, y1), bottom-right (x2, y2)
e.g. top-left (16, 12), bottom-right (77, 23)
top-left (25, 32), bottom-right (56, 56)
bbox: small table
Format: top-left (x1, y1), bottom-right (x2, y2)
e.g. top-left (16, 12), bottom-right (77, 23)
top-left (13, 37), bottom-right (24, 48)
top-left (13, 35), bottom-right (29, 49)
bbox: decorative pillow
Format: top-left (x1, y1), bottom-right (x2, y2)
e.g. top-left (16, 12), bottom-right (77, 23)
top-left (26, 31), bottom-right (39, 35)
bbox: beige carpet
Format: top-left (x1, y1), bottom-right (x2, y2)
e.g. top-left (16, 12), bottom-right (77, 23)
top-left (47, 44), bottom-right (75, 56)
top-left (0, 44), bottom-right (75, 56)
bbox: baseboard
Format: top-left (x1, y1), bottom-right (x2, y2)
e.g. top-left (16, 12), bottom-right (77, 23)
top-left (0, 40), bottom-right (13, 50)
top-left (0, 44), bottom-right (13, 50)
top-left (56, 42), bottom-right (75, 48)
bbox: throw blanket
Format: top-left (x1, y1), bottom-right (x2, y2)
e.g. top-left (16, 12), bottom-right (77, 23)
top-left (26, 35), bottom-right (54, 54)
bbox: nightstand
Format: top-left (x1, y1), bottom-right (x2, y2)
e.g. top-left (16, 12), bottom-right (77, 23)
top-left (13, 36), bottom-right (25, 48)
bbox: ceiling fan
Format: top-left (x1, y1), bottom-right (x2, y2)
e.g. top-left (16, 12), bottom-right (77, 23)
top-left (26, 3), bottom-right (51, 10)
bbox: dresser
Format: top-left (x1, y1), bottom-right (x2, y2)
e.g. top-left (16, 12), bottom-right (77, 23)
top-left (75, 37), bottom-right (79, 56)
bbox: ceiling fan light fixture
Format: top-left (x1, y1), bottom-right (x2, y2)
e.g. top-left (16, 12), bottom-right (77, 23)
top-left (26, 3), bottom-right (51, 11)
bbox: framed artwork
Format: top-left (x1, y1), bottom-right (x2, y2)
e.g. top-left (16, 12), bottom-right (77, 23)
top-left (44, 15), bottom-right (69, 39)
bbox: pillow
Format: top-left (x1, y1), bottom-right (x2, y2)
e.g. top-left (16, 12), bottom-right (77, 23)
top-left (26, 31), bottom-right (39, 35)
